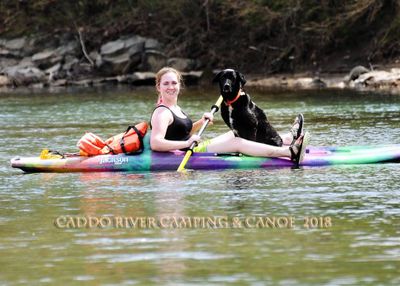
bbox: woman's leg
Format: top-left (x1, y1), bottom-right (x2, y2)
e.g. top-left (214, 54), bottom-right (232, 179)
top-left (280, 132), bottom-right (293, 145)
top-left (206, 131), bottom-right (291, 158)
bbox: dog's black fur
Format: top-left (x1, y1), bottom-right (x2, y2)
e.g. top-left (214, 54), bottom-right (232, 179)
top-left (213, 69), bottom-right (283, 146)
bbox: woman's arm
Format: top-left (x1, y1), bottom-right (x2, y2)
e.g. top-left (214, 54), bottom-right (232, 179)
top-left (192, 119), bottom-right (205, 133)
top-left (191, 112), bottom-right (214, 133)
top-left (150, 108), bottom-right (199, 151)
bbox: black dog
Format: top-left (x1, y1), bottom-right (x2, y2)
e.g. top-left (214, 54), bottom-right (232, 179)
top-left (213, 69), bottom-right (283, 146)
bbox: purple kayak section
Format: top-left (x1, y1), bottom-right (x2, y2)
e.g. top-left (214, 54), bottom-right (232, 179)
top-left (10, 144), bottom-right (400, 173)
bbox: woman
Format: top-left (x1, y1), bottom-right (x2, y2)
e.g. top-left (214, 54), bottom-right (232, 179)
top-left (150, 67), bottom-right (309, 163)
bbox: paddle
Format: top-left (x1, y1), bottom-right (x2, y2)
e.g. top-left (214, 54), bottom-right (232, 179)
top-left (177, 96), bottom-right (223, 172)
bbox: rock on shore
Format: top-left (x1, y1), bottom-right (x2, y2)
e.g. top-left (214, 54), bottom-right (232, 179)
top-left (349, 68), bottom-right (400, 90)
top-left (0, 34), bottom-right (202, 88)
top-left (247, 65), bottom-right (400, 93)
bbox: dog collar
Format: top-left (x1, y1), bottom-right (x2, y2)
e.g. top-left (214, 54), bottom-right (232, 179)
top-left (225, 90), bottom-right (245, 105)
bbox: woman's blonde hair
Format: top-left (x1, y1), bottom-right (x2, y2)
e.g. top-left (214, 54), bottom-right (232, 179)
top-left (155, 67), bottom-right (184, 105)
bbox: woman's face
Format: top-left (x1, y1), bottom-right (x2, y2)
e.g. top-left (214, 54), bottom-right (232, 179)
top-left (157, 71), bottom-right (180, 101)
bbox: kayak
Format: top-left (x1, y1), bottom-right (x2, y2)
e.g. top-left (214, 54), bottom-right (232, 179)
top-left (10, 136), bottom-right (400, 173)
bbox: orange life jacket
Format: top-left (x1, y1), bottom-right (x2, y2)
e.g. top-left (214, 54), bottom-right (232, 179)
top-left (77, 132), bottom-right (107, 156)
top-left (103, 122), bottom-right (148, 155)
top-left (77, 122), bottom-right (148, 156)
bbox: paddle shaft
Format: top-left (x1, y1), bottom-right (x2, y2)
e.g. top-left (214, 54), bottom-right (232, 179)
top-left (177, 96), bottom-right (223, 171)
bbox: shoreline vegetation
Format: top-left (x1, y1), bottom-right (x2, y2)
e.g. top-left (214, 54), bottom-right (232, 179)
top-left (1, 0), bottom-right (400, 93)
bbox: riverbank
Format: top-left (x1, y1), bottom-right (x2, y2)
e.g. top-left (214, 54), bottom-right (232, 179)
top-left (246, 65), bottom-right (400, 94)
top-left (1, 33), bottom-right (400, 94)
top-left (0, 30), bottom-right (400, 92)
top-left (2, 64), bottom-right (400, 95)
top-left (0, 34), bottom-right (204, 89)
top-left (1, 1), bottom-right (400, 94)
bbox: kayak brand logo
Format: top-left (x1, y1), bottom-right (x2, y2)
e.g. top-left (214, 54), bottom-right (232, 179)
top-left (99, 156), bottom-right (129, 165)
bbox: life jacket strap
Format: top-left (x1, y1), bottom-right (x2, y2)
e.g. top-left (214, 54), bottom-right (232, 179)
top-left (119, 125), bottom-right (145, 154)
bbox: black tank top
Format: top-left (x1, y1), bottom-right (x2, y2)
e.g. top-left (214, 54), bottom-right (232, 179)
top-left (151, 105), bottom-right (193, 141)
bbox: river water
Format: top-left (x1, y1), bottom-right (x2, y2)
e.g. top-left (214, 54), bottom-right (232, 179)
top-left (1, 86), bottom-right (400, 285)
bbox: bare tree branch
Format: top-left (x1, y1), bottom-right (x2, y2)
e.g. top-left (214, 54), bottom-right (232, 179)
top-left (77, 27), bottom-right (94, 67)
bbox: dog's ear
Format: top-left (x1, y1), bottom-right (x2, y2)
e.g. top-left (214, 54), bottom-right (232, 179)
top-left (212, 71), bottom-right (223, 84)
top-left (237, 71), bottom-right (247, 87)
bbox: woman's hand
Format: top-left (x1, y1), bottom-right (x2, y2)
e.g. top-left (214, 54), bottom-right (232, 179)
top-left (187, 134), bottom-right (201, 147)
top-left (202, 112), bottom-right (214, 124)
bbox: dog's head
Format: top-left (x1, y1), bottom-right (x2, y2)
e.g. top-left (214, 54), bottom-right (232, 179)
top-left (213, 69), bottom-right (246, 102)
